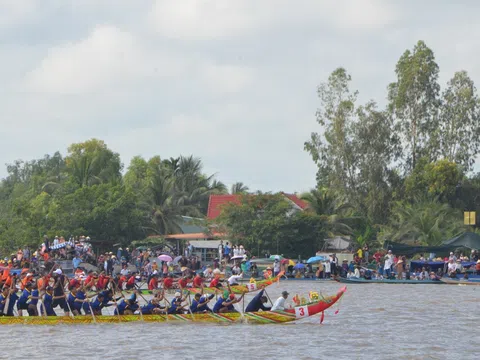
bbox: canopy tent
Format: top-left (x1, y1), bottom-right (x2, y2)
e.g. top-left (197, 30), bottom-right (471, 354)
top-left (383, 241), bottom-right (450, 257)
top-left (443, 232), bottom-right (480, 249)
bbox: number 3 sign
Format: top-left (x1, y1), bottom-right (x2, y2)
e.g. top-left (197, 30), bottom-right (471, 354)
top-left (294, 306), bottom-right (309, 318)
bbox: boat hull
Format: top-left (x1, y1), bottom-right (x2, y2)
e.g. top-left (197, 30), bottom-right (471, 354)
top-left (440, 278), bottom-right (480, 286)
top-left (335, 277), bottom-right (444, 285)
top-left (0, 287), bottom-right (346, 325)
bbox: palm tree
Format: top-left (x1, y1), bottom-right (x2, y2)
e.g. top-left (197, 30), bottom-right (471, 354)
top-left (142, 169), bottom-right (201, 235)
top-left (381, 198), bottom-right (465, 246)
top-left (231, 182), bottom-right (249, 194)
top-left (301, 187), bottom-right (353, 237)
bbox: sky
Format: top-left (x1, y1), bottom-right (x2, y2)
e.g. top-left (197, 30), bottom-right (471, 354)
top-left (1, 0), bottom-right (479, 193)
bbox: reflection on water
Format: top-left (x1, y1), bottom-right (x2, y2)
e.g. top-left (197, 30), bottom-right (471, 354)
top-left (3, 282), bottom-right (479, 360)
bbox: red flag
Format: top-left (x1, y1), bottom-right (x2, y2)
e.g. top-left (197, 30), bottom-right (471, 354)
top-left (320, 311), bottom-right (324, 324)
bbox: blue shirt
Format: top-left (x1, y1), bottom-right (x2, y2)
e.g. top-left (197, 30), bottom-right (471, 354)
top-left (73, 257), bottom-right (82, 269)
top-left (73, 291), bottom-right (86, 312)
top-left (115, 299), bottom-right (127, 315)
top-left (18, 289), bottom-right (31, 306)
top-left (67, 293), bottom-right (76, 311)
top-left (245, 290), bottom-right (270, 312)
top-left (0, 294), bottom-right (6, 313)
top-left (141, 302), bottom-right (157, 314)
top-left (43, 293), bottom-right (56, 316)
top-left (213, 297), bottom-right (234, 313)
top-left (6, 293), bottom-right (18, 316)
top-left (30, 290), bottom-right (39, 306)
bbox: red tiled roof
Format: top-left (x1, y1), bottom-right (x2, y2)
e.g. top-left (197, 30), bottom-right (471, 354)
top-left (207, 195), bottom-right (241, 219)
top-left (206, 193), bottom-right (307, 219)
top-left (282, 193), bottom-right (308, 210)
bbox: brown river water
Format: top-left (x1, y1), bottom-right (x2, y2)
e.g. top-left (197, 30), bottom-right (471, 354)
top-left (2, 281), bottom-right (479, 360)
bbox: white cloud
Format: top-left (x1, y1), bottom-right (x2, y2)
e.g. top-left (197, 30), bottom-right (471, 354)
top-left (1, 1), bottom-right (480, 194)
top-left (26, 25), bottom-right (144, 94)
top-left (149, 0), bottom-right (398, 40)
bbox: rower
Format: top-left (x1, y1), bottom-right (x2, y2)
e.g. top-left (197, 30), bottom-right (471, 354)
top-left (0, 286), bottom-right (18, 316)
top-left (17, 282), bottom-right (32, 316)
top-left (115, 293), bottom-right (139, 315)
top-left (168, 292), bottom-right (186, 314)
top-left (67, 288), bottom-right (79, 315)
top-left (192, 273), bottom-right (204, 288)
top-left (125, 273), bottom-right (136, 290)
top-left (141, 298), bottom-right (164, 315)
top-left (27, 283), bottom-right (40, 316)
top-left (245, 289), bottom-right (271, 313)
top-left (42, 286), bottom-right (65, 316)
top-left (85, 293), bottom-right (107, 315)
top-left (190, 293), bottom-right (214, 313)
top-left (213, 291), bottom-right (245, 313)
top-left (209, 274), bottom-right (222, 289)
top-left (162, 274), bottom-right (174, 290)
top-left (148, 272), bottom-right (159, 290)
top-left (0, 287), bottom-right (9, 315)
top-left (73, 286), bottom-right (87, 315)
top-left (52, 269), bottom-right (70, 316)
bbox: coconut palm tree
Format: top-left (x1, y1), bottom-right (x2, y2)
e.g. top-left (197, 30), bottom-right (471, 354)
top-left (231, 182), bottom-right (249, 194)
top-left (301, 187), bottom-right (353, 237)
top-left (380, 198), bottom-right (465, 246)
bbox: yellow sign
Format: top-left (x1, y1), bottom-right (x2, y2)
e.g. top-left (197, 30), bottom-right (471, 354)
top-left (464, 211), bottom-right (476, 225)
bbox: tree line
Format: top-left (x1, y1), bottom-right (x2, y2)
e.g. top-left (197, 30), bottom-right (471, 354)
top-left (0, 139), bottom-right (248, 253)
top-left (1, 40), bottom-right (479, 258)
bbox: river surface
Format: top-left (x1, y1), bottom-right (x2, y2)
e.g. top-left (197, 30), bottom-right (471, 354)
top-left (1, 281), bottom-right (479, 360)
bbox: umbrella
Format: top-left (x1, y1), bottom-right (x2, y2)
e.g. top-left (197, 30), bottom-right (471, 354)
top-left (230, 255), bottom-right (244, 261)
top-left (269, 255), bottom-right (283, 260)
top-left (294, 263), bottom-right (305, 269)
top-left (181, 267), bottom-right (188, 272)
top-left (281, 259), bottom-right (295, 266)
top-left (173, 256), bottom-right (182, 264)
top-left (307, 256), bottom-right (327, 264)
top-left (158, 254), bottom-right (173, 262)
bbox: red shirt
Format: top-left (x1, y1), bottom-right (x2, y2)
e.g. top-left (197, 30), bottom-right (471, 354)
top-left (118, 276), bottom-right (126, 289)
top-left (163, 277), bottom-right (173, 289)
top-left (209, 277), bottom-right (220, 288)
top-left (148, 277), bottom-right (158, 290)
top-left (193, 276), bottom-right (203, 287)
top-left (96, 275), bottom-right (108, 290)
top-left (69, 279), bottom-right (81, 290)
top-left (127, 276), bottom-right (135, 286)
top-left (178, 277), bottom-right (188, 288)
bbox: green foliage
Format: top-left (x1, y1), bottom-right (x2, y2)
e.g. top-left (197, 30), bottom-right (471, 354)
top-left (405, 158), bottom-right (463, 201)
top-left (378, 199), bottom-right (465, 246)
top-left (216, 192), bottom-right (352, 258)
top-left (0, 143), bottom-right (230, 252)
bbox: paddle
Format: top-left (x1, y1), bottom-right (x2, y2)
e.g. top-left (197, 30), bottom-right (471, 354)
top-left (85, 297), bottom-right (97, 324)
top-left (109, 280), bottom-right (122, 322)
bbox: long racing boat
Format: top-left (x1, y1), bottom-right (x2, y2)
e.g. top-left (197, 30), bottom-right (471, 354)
top-left (0, 286), bottom-right (346, 325)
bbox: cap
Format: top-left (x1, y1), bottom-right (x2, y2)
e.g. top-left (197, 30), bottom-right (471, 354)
top-left (282, 291), bottom-right (289, 296)
top-left (54, 269), bottom-right (62, 275)
top-left (229, 294), bottom-right (235, 300)
top-left (174, 292), bottom-right (181, 297)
